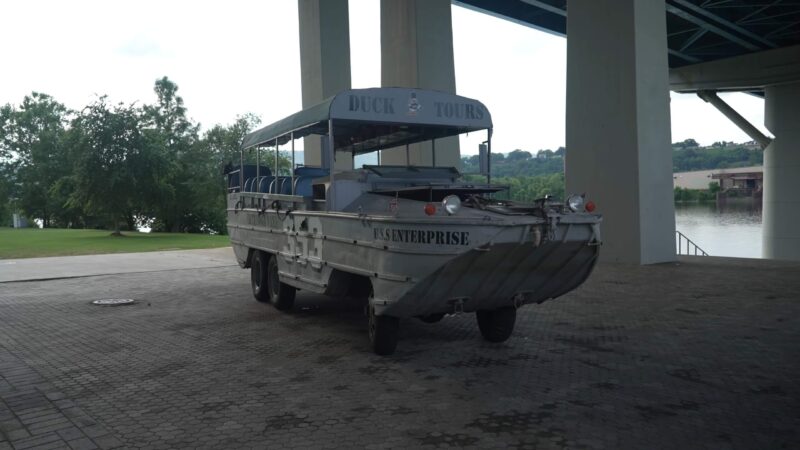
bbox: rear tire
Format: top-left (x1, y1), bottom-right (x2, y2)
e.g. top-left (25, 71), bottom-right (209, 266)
top-left (369, 304), bottom-right (399, 356)
top-left (267, 254), bottom-right (296, 311)
top-left (476, 307), bottom-right (517, 343)
top-left (250, 251), bottom-right (270, 303)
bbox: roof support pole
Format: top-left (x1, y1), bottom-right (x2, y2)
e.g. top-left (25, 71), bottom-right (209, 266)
top-left (274, 139), bottom-right (279, 194)
top-left (328, 119), bottom-right (335, 211)
top-left (256, 145), bottom-right (260, 190)
top-left (291, 133), bottom-right (296, 196)
top-left (697, 90), bottom-right (772, 149)
top-left (487, 129), bottom-right (492, 186)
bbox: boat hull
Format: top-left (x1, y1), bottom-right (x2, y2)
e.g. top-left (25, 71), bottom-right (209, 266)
top-left (228, 195), bottom-right (601, 318)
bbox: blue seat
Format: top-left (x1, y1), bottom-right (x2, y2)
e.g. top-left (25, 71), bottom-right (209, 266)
top-left (280, 177), bottom-right (292, 195)
top-left (294, 177), bottom-right (314, 197)
top-left (292, 167), bottom-right (330, 197)
top-left (257, 176), bottom-right (274, 193)
top-left (227, 165), bottom-right (270, 192)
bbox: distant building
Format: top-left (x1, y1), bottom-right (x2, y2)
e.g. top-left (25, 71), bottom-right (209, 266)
top-left (712, 166), bottom-right (763, 195)
top-left (673, 169), bottom-right (717, 190)
top-left (673, 165), bottom-right (762, 192)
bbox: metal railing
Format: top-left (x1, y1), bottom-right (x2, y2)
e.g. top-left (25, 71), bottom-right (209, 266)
top-left (676, 230), bottom-right (709, 256)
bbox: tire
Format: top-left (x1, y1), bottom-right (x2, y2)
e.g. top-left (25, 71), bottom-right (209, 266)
top-left (250, 251), bottom-right (270, 303)
top-left (476, 307), bottom-right (517, 343)
top-left (267, 254), bottom-right (296, 311)
top-left (419, 313), bottom-right (445, 324)
top-left (369, 304), bottom-right (399, 356)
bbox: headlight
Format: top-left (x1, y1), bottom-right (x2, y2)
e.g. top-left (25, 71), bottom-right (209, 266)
top-left (442, 195), bottom-right (461, 215)
top-left (567, 194), bottom-right (585, 212)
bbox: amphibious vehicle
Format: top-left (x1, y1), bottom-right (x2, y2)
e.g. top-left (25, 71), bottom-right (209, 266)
top-left (227, 87), bottom-right (601, 355)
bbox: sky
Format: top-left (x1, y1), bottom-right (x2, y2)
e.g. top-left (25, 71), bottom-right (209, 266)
top-left (1, 0), bottom-right (770, 156)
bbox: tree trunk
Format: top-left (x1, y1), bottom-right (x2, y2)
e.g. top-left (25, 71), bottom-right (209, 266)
top-left (111, 216), bottom-right (122, 237)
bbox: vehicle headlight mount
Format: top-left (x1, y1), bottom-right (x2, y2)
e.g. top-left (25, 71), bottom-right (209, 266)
top-left (567, 194), bottom-right (585, 212)
top-left (442, 195), bottom-right (461, 215)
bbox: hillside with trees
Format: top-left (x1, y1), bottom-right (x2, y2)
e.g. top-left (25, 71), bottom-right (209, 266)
top-left (460, 139), bottom-right (763, 202)
top-left (671, 138), bottom-right (762, 171)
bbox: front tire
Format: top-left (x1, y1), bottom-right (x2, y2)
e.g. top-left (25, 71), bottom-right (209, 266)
top-left (250, 251), bottom-right (270, 303)
top-left (369, 304), bottom-right (399, 356)
top-left (476, 307), bottom-right (517, 343)
top-left (267, 254), bottom-right (295, 311)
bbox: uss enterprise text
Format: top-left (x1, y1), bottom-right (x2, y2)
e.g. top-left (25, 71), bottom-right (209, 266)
top-left (373, 227), bottom-right (470, 246)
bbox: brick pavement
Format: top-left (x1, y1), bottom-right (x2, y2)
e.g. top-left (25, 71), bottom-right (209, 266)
top-left (0, 256), bottom-right (798, 449)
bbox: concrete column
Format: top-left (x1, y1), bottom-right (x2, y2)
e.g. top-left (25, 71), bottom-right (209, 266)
top-left (380, 0), bottom-right (460, 168)
top-left (763, 81), bottom-right (800, 260)
top-left (298, 0), bottom-right (352, 170)
top-left (565, 0), bottom-right (676, 264)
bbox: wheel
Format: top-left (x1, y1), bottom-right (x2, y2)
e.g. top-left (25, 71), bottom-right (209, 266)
top-left (250, 251), bottom-right (270, 303)
top-left (368, 304), bottom-right (399, 356)
top-left (267, 254), bottom-right (296, 311)
top-left (476, 307), bottom-right (517, 343)
top-left (418, 313), bottom-right (445, 324)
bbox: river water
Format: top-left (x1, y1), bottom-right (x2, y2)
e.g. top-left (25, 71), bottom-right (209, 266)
top-left (675, 200), bottom-right (762, 258)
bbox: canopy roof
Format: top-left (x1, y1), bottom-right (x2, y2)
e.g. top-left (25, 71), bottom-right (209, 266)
top-left (241, 87), bottom-right (492, 154)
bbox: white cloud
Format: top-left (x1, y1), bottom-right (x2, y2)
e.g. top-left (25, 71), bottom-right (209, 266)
top-left (0, 0), bottom-right (763, 155)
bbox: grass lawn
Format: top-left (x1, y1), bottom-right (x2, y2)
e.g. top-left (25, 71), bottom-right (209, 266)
top-left (0, 227), bottom-right (231, 259)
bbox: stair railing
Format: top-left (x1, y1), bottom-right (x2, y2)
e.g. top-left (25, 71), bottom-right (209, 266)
top-left (676, 230), bottom-right (709, 256)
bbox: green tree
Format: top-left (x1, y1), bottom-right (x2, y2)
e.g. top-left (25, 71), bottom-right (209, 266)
top-left (67, 97), bottom-right (150, 235)
top-left (507, 149), bottom-right (532, 161)
top-left (191, 114), bottom-right (264, 233)
top-left (0, 93), bottom-right (71, 227)
top-left (142, 77), bottom-right (202, 232)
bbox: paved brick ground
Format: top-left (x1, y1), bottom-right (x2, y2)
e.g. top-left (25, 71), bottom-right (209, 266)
top-left (0, 256), bottom-right (798, 449)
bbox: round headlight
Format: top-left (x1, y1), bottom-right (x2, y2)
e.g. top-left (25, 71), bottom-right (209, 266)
top-left (442, 195), bottom-right (461, 215)
top-left (567, 194), bottom-right (585, 212)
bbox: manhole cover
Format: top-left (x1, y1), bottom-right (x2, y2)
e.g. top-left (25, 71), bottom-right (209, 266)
top-left (91, 298), bottom-right (136, 306)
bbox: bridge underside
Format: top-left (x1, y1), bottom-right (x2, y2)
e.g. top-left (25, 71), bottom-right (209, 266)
top-left (298, 0), bottom-right (800, 262)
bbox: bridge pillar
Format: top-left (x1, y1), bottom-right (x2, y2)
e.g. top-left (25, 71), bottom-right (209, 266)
top-left (565, 0), bottom-right (676, 264)
top-left (298, 0), bottom-right (352, 170)
top-left (763, 81), bottom-right (800, 260)
top-left (379, 0), bottom-right (460, 168)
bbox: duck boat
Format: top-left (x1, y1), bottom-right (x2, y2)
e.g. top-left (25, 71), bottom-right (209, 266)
top-left (226, 87), bottom-right (601, 355)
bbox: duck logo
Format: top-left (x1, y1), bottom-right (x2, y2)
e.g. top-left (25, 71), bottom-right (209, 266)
top-left (408, 92), bottom-right (422, 116)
